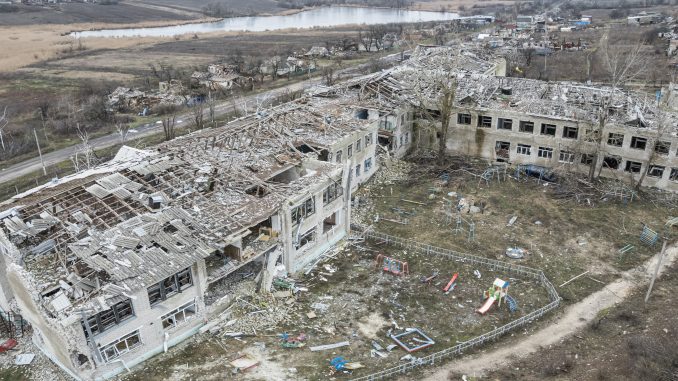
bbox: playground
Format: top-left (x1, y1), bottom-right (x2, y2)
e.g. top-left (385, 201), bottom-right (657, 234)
top-left (121, 233), bottom-right (551, 381)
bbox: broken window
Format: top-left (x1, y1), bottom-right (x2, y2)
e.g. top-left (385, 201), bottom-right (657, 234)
top-left (335, 150), bottom-right (342, 163)
top-left (540, 123), bottom-right (556, 136)
top-left (519, 121), bottom-right (534, 133)
top-left (404, 132), bottom-right (409, 143)
top-left (355, 164), bottom-right (361, 177)
top-left (364, 133), bottom-right (373, 146)
top-left (538, 146), bottom-right (554, 159)
top-left (630, 136), bottom-right (647, 150)
top-left (364, 157), bottom-right (373, 172)
top-left (559, 150), bottom-right (575, 163)
top-left (625, 160), bottom-right (642, 173)
top-left (81, 299), bottom-right (135, 338)
top-left (495, 141), bottom-right (510, 160)
top-left (356, 140), bottom-right (362, 152)
top-left (296, 228), bottom-right (316, 250)
top-left (291, 197), bottom-right (315, 225)
top-left (497, 118), bottom-right (513, 130)
top-left (647, 165), bottom-right (665, 178)
top-left (457, 113), bottom-right (471, 125)
top-left (603, 156), bottom-right (621, 169)
top-left (147, 267), bottom-right (193, 307)
top-left (477, 115), bottom-right (492, 128)
top-left (516, 144), bottom-right (531, 155)
top-left (581, 154), bottom-right (594, 165)
top-left (607, 133), bottom-right (624, 147)
top-left (654, 141), bottom-right (670, 155)
top-left (99, 330), bottom-right (142, 363)
top-left (562, 126), bottom-right (578, 139)
top-left (161, 300), bottom-right (197, 330)
top-left (322, 182), bottom-right (343, 205)
top-left (670, 168), bottom-right (678, 182)
top-left (347, 145), bottom-right (353, 158)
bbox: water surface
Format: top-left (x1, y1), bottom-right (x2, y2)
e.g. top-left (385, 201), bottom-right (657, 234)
top-left (73, 7), bottom-right (460, 38)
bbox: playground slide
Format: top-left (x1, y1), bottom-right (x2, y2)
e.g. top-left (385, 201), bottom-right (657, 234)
top-left (476, 297), bottom-right (495, 315)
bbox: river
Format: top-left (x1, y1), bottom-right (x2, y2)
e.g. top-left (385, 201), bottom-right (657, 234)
top-left (72, 6), bottom-right (460, 38)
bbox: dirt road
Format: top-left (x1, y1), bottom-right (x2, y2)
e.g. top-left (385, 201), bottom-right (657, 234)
top-left (0, 52), bottom-right (402, 186)
top-left (421, 244), bottom-right (678, 380)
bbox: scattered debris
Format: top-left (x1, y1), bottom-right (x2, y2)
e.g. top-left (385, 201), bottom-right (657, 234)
top-left (310, 341), bottom-right (351, 352)
top-left (391, 328), bottom-right (435, 353)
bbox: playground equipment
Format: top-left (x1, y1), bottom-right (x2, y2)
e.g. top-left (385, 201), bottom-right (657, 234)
top-left (375, 254), bottom-right (409, 276)
top-left (476, 278), bottom-right (510, 315)
top-left (505, 295), bottom-right (518, 313)
top-left (442, 273), bottom-right (458, 293)
top-left (391, 328), bottom-right (435, 353)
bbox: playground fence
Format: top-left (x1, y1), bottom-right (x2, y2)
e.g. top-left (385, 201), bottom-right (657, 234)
top-left (349, 225), bottom-right (561, 381)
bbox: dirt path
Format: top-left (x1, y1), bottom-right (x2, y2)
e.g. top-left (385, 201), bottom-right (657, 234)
top-left (421, 245), bottom-right (678, 380)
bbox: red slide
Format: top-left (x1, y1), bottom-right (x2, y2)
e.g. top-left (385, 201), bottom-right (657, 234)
top-left (443, 273), bottom-right (459, 292)
top-left (476, 297), bottom-right (495, 315)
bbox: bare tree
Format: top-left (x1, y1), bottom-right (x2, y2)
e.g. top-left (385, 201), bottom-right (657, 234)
top-left (71, 123), bottom-right (95, 171)
top-left (162, 115), bottom-right (176, 141)
top-left (192, 102), bottom-right (205, 130)
top-left (322, 65), bottom-right (336, 86)
top-left (587, 39), bottom-right (647, 182)
top-left (115, 120), bottom-right (130, 144)
top-left (0, 106), bottom-right (8, 151)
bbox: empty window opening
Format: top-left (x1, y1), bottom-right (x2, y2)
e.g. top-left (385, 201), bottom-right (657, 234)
top-left (647, 165), bottom-right (665, 178)
top-left (99, 330), bottom-right (141, 363)
top-left (356, 140), bottom-right (362, 152)
top-left (625, 160), bottom-right (642, 173)
top-left (147, 268), bottom-right (193, 307)
top-left (291, 197), bottom-right (315, 225)
top-left (540, 123), bottom-right (556, 136)
top-left (355, 109), bottom-right (369, 120)
top-left (519, 121), bottom-right (534, 133)
top-left (323, 212), bottom-right (337, 233)
top-left (355, 164), bottom-right (361, 177)
top-left (562, 126), bottom-right (578, 139)
top-left (364, 157), bottom-right (373, 172)
top-left (323, 182), bottom-right (343, 205)
top-left (161, 300), bottom-right (197, 330)
top-left (347, 145), bottom-right (353, 158)
top-left (335, 150), bottom-right (342, 163)
top-left (607, 133), bottom-right (624, 147)
top-left (517, 144), bottom-right (531, 155)
top-left (495, 141), bottom-right (510, 161)
top-left (364, 133), bottom-right (373, 146)
top-left (296, 228), bottom-right (316, 250)
top-left (581, 154), bottom-right (594, 165)
top-left (655, 141), bottom-right (670, 155)
top-left (670, 168), bottom-right (678, 182)
top-left (630, 136), bottom-right (647, 150)
top-left (538, 146), bottom-right (554, 159)
top-left (603, 156), bottom-right (621, 169)
top-left (81, 299), bottom-right (134, 338)
top-left (477, 115), bottom-right (492, 128)
top-left (497, 118), bottom-right (513, 130)
top-left (457, 113), bottom-right (472, 125)
top-left (559, 150), bottom-right (575, 163)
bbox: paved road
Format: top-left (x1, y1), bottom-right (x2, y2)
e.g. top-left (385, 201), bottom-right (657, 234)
top-left (0, 52), bottom-right (404, 185)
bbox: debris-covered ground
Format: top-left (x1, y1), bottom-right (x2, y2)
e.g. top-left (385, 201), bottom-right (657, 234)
top-left (0, 333), bottom-right (68, 381)
top-left (121, 237), bottom-right (549, 381)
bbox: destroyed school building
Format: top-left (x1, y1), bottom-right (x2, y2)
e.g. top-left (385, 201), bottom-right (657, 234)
top-left (368, 46), bottom-right (678, 192)
top-left (0, 86), bottom-right (393, 380)
top-left (1, 45), bottom-right (676, 381)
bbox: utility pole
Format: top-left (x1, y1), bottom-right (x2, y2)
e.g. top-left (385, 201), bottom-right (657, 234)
top-left (33, 128), bottom-right (47, 176)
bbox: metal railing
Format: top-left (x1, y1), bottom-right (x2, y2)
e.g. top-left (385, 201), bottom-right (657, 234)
top-left (350, 225), bottom-right (561, 381)
top-left (0, 310), bottom-right (31, 338)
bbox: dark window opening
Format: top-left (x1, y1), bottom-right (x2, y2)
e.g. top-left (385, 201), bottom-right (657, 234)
top-left (647, 165), bottom-right (665, 178)
top-left (562, 126), bottom-right (578, 139)
top-left (519, 121), bottom-right (534, 133)
top-left (323, 182), bottom-right (343, 205)
top-left (246, 185), bottom-right (268, 198)
top-left (655, 141), bottom-right (670, 155)
top-left (625, 160), bottom-right (642, 173)
top-left (495, 141), bottom-right (510, 161)
top-left (581, 154), bottom-right (594, 165)
top-left (457, 113), bottom-right (471, 125)
top-left (147, 267), bottom-right (193, 307)
top-left (540, 123), bottom-right (556, 136)
top-left (355, 109), bottom-right (369, 120)
top-left (603, 156), bottom-right (620, 169)
top-left (607, 133), bottom-right (624, 147)
top-left (291, 197), bottom-right (315, 225)
top-left (323, 212), bottom-right (337, 233)
top-left (81, 299), bottom-right (135, 338)
top-left (630, 136), bottom-right (647, 150)
top-left (670, 168), bottom-right (678, 182)
top-left (477, 115), bottom-right (492, 128)
top-left (497, 118), bottom-right (513, 130)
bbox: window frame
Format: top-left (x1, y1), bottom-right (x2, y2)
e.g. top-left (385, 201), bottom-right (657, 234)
top-left (624, 160), bottom-right (642, 173)
top-left (161, 300), bottom-right (197, 330)
top-left (477, 115), bottom-right (492, 128)
top-left (497, 118), bottom-right (513, 130)
top-left (99, 330), bottom-right (142, 363)
top-left (538, 146), bottom-right (554, 159)
top-left (516, 144), bottom-right (531, 155)
top-left (607, 133), bottom-right (624, 147)
top-left (291, 196), bottom-right (315, 225)
top-left (558, 150), bottom-right (575, 163)
top-left (81, 299), bottom-right (135, 338)
top-left (147, 267), bottom-right (193, 307)
top-left (630, 136), bottom-right (647, 150)
top-left (540, 123), bottom-right (556, 136)
top-left (322, 182), bottom-right (343, 205)
top-left (647, 165), bottom-right (665, 178)
top-left (457, 113), bottom-right (472, 125)
top-left (518, 121), bottom-right (534, 133)
top-left (562, 126), bottom-right (578, 139)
